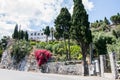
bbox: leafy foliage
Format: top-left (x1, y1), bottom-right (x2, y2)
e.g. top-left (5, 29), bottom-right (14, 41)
top-left (0, 49), bottom-right (3, 59)
top-left (12, 24), bottom-right (29, 41)
top-left (112, 25), bottom-right (120, 38)
top-left (0, 36), bottom-right (9, 50)
top-left (30, 41), bottom-right (36, 46)
top-left (104, 17), bottom-right (110, 25)
top-left (45, 44), bottom-right (53, 52)
top-left (35, 40), bottom-right (82, 61)
top-left (18, 30), bottom-right (24, 40)
top-left (107, 39), bottom-right (120, 60)
top-left (93, 32), bottom-right (115, 55)
top-left (36, 42), bottom-right (47, 49)
top-left (54, 7), bottom-right (71, 60)
top-left (54, 7), bottom-right (71, 39)
top-left (54, 32), bottom-right (61, 40)
top-left (71, 0), bottom-right (92, 48)
top-left (91, 18), bottom-right (110, 32)
top-left (11, 40), bottom-right (32, 63)
top-left (110, 13), bottom-right (120, 25)
top-left (71, 0), bottom-right (92, 75)
top-left (70, 45), bottom-right (82, 60)
top-left (52, 42), bottom-right (65, 55)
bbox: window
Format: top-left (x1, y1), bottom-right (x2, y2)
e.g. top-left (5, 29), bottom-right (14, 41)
top-left (31, 33), bottom-right (33, 36)
top-left (38, 33), bottom-right (40, 35)
top-left (34, 32), bottom-right (36, 36)
top-left (41, 33), bottom-right (43, 35)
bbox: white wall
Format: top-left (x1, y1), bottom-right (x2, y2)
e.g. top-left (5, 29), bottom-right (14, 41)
top-left (28, 31), bottom-right (55, 41)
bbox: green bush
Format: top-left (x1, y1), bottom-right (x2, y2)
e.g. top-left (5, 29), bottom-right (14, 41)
top-left (30, 41), bottom-right (36, 45)
top-left (0, 49), bottom-right (3, 59)
top-left (11, 40), bottom-right (32, 63)
top-left (36, 42), bottom-right (47, 49)
top-left (52, 42), bottom-right (65, 55)
top-left (70, 45), bottom-right (82, 60)
top-left (45, 44), bottom-right (53, 52)
top-left (48, 41), bottom-right (59, 45)
top-left (107, 39), bottom-right (120, 60)
top-left (112, 25), bottom-right (120, 38)
top-left (93, 32), bottom-right (116, 55)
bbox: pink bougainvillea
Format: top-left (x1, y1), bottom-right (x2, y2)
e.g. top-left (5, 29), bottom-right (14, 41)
top-left (34, 49), bottom-right (52, 66)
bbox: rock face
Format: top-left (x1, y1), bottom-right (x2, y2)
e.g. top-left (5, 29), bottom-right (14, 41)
top-left (0, 50), bottom-right (39, 72)
top-left (25, 54), bottom-right (39, 72)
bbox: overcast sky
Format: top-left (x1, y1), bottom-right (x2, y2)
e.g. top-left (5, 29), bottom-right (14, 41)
top-left (0, 0), bottom-right (120, 39)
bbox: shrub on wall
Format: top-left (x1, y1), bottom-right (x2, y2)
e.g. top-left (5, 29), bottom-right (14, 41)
top-left (11, 40), bottom-right (32, 63)
top-left (0, 49), bottom-right (3, 59)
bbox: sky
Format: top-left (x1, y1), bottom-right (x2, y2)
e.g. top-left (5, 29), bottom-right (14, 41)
top-left (0, 0), bottom-right (120, 39)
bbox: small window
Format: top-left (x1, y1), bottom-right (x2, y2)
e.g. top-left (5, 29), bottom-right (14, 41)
top-left (41, 33), bottom-right (43, 35)
top-left (38, 33), bottom-right (40, 35)
top-left (31, 33), bottom-right (33, 36)
top-left (34, 32), bottom-right (36, 36)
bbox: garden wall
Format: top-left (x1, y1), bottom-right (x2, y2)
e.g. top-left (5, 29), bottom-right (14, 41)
top-left (43, 61), bottom-right (83, 75)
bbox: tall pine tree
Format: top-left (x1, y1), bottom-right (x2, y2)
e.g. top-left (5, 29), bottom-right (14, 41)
top-left (54, 7), bottom-right (71, 60)
top-left (104, 17), bottom-right (110, 25)
top-left (25, 31), bottom-right (28, 41)
top-left (71, 0), bottom-right (92, 75)
top-left (44, 26), bottom-right (50, 42)
top-left (12, 24), bottom-right (19, 39)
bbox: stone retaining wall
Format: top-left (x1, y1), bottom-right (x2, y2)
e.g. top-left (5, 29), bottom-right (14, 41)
top-left (0, 50), bottom-right (83, 75)
top-left (43, 62), bottom-right (83, 75)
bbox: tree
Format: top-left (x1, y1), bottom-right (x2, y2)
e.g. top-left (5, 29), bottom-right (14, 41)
top-left (112, 25), bottom-right (120, 38)
top-left (104, 17), bottom-right (110, 25)
top-left (18, 30), bottom-right (24, 40)
top-left (12, 24), bottom-right (19, 39)
top-left (54, 31), bottom-right (61, 40)
top-left (93, 32), bottom-right (115, 56)
top-left (0, 36), bottom-right (9, 50)
top-left (50, 27), bottom-right (54, 41)
top-left (25, 31), bottom-right (28, 41)
top-left (54, 7), bottom-right (71, 60)
top-left (44, 26), bottom-right (50, 42)
top-left (71, 0), bottom-right (92, 75)
top-left (110, 13), bottom-right (120, 24)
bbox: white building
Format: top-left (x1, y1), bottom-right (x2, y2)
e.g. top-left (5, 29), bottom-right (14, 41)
top-left (28, 31), bottom-right (55, 41)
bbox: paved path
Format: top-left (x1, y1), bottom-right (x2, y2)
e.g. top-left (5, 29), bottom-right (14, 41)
top-left (0, 69), bottom-right (112, 80)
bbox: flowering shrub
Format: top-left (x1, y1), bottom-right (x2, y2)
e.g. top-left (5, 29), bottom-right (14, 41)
top-left (34, 49), bottom-right (52, 66)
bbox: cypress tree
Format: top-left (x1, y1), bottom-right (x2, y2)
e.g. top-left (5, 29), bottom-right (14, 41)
top-left (71, 0), bottom-right (92, 75)
top-left (25, 31), bottom-right (28, 41)
top-left (44, 26), bottom-right (50, 42)
top-left (21, 30), bottom-right (24, 39)
top-left (54, 7), bottom-right (71, 60)
top-left (12, 24), bottom-right (19, 39)
top-left (104, 17), bottom-right (110, 25)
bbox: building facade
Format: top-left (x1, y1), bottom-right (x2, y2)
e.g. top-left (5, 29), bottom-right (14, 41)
top-left (28, 31), bottom-right (55, 41)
